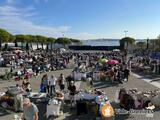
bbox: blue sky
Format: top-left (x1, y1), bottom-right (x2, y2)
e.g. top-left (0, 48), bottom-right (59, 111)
top-left (0, 0), bottom-right (160, 39)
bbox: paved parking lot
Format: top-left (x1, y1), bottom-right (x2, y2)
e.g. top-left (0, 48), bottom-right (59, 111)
top-left (0, 69), bottom-right (160, 120)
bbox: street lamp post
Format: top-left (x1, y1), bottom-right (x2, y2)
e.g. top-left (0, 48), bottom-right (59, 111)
top-left (124, 30), bottom-right (128, 37)
top-left (146, 38), bottom-right (149, 50)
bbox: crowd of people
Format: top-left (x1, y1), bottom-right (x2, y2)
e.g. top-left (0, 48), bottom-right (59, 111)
top-left (0, 48), bottom-right (159, 120)
top-left (130, 50), bottom-right (160, 74)
top-left (0, 49), bottom-right (73, 77)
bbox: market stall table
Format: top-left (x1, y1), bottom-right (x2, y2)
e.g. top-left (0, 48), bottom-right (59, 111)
top-left (0, 92), bottom-right (5, 97)
top-left (47, 98), bottom-right (62, 118)
top-left (80, 92), bottom-right (97, 101)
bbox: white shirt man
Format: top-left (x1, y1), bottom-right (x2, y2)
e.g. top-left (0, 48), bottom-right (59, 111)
top-left (49, 75), bottom-right (57, 95)
top-left (50, 75), bottom-right (57, 86)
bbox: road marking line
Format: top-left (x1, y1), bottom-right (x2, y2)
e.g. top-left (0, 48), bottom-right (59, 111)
top-left (132, 73), bottom-right (160, 89)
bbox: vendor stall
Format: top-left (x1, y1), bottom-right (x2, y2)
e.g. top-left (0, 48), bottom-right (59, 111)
top-left (0, 85), bottom-right (22, 110)
top-left (64, 90), bottom-right (113, 119)
top-left (47, 98), bottom-right (62, 118)
top-left (117, 88), bottom-right (160, 110)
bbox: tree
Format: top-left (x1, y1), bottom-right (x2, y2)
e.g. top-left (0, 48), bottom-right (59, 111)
top-left (149, 39), bottom-right (155, 51)
top-left (30, 35), bottom-right (37, 49)
top-left (0, 28), bottom-right (12, 50)
top-left (12, 35), bottom-right (18, 47)
top-left (15, 35), bottom-right (27, 49)
top-left (149, 38), bottom-right (160, 52)
top-left (36, 35), bottom-right (47, 49)
top-left (136, 41), bottom-right (146, 50)
top-left (4, 35), bottom-right (15, 50)
top-left (120, 37), bottom-right (135, 50)
top-left (27, 35), bottom-right (35, 50)
top-left (70, 38), bottom-right (82, 45)
top-left (47, 37), bottom-right (56, 50)
top-left (55, 37), bottom-right (72, 46)
top-left (25, 35), bottom-right (31, 50)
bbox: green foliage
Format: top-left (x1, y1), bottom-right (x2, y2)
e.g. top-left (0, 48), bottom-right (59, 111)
top-left (70, 38), bottom-right (82, 45)
top-left (15, 34), bottom-right (27, 43)
top-left (47, 37), bottom-right (56, 49)
top-left (120, 37), bottom-right (135, 50)
top-left (55, 37), bottom-right (72, 45)
top-left (136, 41), bottom-right (146, 49)
top-left (149, 37), bottom-right (160, 51)
top-left (0, 28), bottom-right (13, 43)
top-left (35, 35), bottom-right (47, 49)
top-left (9, 35), bottom-right (15, 42)
top-left (36, 35), bottom-right (47, 43)
top-left (47, 37), bottom-right (56, 43)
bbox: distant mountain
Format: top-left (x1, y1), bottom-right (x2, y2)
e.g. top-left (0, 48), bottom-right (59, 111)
top-left (83, 39), bottom-right (120, 41)
top-left (80, 38), bottom-right (148, 46)
top-left (83, 38), bottom-right (147, 42)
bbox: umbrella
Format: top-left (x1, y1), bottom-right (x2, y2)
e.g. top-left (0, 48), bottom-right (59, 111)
top-left (60, 48), bottom-right (66, 53)
top-left (98, 58), bottom-right (108, 63)
top-left (107, 60), bottom-right (119, 65)
top-left (113, 49), bottom-right (120, 52)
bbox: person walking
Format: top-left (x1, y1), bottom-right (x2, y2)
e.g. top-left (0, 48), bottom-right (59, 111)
top-left (21, 98), bottom-right (39, 120)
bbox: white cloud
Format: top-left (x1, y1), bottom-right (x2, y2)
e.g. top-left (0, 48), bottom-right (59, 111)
top-left (0, 16), bottom-right (71, 37)
top-left (0, 5), bottom-right (37, 17)
top-left (0, 3), bottom-right (98, 39)
top-left (0, 4), bottom-right (71, 37)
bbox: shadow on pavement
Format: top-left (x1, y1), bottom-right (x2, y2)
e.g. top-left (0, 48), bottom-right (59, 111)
top-left (0, 107), bottom-right (11, 117)
top-left (132, 71), bottom-right (160, 80)
top-left (47, 105), bottom-right (95, 120)
top-left (150, 79), bottom-right (160, 82)
top-left (93, 81), bottom-right (119, 89)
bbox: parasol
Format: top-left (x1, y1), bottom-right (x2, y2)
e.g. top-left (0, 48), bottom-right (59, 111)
top-left (107, 60), bottom-right (119, 65)
top-left (98, 58), bottom-right (108, 63)
top-left (113, 49), bottom-right (120, 52)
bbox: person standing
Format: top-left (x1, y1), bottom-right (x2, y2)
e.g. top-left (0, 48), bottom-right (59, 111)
top-left (41, 74), bottom-right (49, 93)
top-left (58, 73), bottom-right (65, 91)
top-left (21, 98), bottom-right (39, 120)
top-left (49, 75), bottom-right (57, 95)
top-left (123, 67), bottom-right (130, 81)
top-left (13, 84), bottom-right (24, 112)
top-left (66, 74), bottom-right (74, 87)
top-left (68, 81), bottom-right (76, 108)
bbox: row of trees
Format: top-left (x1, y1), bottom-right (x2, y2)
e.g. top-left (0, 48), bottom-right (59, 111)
top-left (120, 37), bottom-right (160, 51)
top-left (0, 28), bottom-right (81, 50)
top-left (0, 28), bottom-right (159, 51)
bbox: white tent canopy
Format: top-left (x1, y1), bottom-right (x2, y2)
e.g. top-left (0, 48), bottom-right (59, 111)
top-left (113, 49), bottom-right (120, 52)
